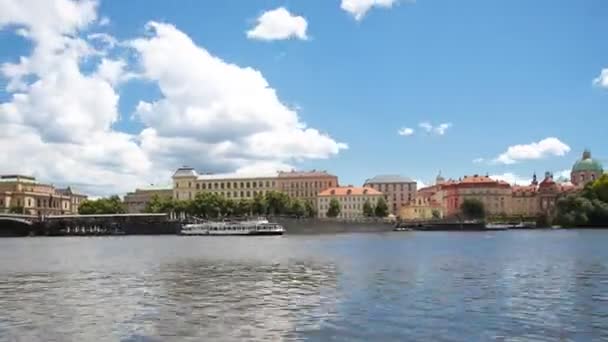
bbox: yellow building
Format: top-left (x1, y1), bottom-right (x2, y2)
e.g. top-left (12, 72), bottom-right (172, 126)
top-left (124, 187), bottom-right (173, 213)
top-left (172, 167), bottom-right (279, 201)
top-left (399, 197), bottom-right (443, 221)
top-left (317, 186), bottom-right (384, 219)
top-left (0, 175), bottom-right (87, 215)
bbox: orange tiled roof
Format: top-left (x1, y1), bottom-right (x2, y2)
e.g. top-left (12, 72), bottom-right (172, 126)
top-left (442, 175), bottom-right (510, 188)
top-left (318, 186), bottom-right (382, 196)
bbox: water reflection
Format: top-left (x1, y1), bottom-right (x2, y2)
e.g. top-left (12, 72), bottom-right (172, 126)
top-left (0, 232), bottom-right (608, 341)
top-left (0, 260), bottom-right (339, 341)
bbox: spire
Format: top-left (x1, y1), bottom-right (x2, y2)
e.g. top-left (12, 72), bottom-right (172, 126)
top-left (532, 172), bottom-right (538, 186)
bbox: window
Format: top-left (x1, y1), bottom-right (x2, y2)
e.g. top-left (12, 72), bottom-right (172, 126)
top-left (202, 183), bottom-right (206, 190)
top-left (234, 191), bottom-right (238, 197)
top-left (246, 182), bottom-right (251, 188)
top-left (266, 181), bottom-right (270, 187)
top-left (214, 183), bottom-right (219, 189)
top-left (188, 182), bottom-right (191, 188)
top-left (196, 183), bottom-right (200, 190)
top-left (37, 199), bottom-right (41, 207)
top-left (227, 183), bottom-right (231, 189)
top-left (246, 191), bottom-right (251, 197)
top-left (221, 183), bottom-right (225, 189)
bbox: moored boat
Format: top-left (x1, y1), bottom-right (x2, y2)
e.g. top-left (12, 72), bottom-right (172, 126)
top-left (181, 218), bottom-right (285, 236)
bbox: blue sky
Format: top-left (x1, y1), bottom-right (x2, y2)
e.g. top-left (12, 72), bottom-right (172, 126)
top-left (0, 0), bottom-right (607, 195)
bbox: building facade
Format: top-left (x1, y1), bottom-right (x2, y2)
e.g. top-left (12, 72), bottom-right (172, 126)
top-left (317, 186), bottom-right (384, 219)
top-left (277, 170), bottom-right (338, 207)
top-left (441, 175), bottom-right (512, 217)
top-left (124, 188), bottom-right (173, 213)
top-left (0, 175), bottom-right (87, 216)
top-left (399, 197), bottom-right (443, 221)
top-left (571, 150), bottom-right (604, 187)
top-left (363, 175), bottom-right (417, 215)
top-left (172, 167), bottom-right (279, 202)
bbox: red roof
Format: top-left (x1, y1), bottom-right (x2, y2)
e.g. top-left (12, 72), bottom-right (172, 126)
top-left (318, 186), bottom-right (382, 196)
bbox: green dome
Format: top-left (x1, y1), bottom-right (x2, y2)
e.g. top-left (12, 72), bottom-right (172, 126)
top-left (572, 150), bottom-right (604, 173)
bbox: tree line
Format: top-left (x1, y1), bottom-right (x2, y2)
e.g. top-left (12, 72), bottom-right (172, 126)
top-left (144, 191), bottom-right (317, 218)
top-left (555, 174), bottom-right (608, 227)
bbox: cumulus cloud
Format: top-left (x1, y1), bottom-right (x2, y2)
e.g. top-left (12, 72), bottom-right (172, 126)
top-left (494, 137), bottom-right (571, 165)
top-left (417, 121), bottom-right (452, 136)
top-left (0, 1), bottom-right (346, 196)
top-left (398, 127), bottom-right (414, 136)
top-left (246, 7), bottom-right (308, 41)
top-left (593, 68), bottom-right (608, 88)
top-left (341, 0), bottom-right (399, 21)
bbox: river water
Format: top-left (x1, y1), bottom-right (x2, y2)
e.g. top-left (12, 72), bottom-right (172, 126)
top-left (1, 230), bottom-right (607, 341)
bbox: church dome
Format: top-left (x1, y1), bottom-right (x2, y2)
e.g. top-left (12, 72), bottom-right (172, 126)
top-left (572, 150), bottom-right (603, 173)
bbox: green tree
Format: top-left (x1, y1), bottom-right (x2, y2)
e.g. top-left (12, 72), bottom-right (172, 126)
top-left (265, 191), bottom-right (290, 215)
top-left (235, 199), bottom-right (252, 216)
top-left (289, 199), bottom-right (306, 217)
top-left (304, 200), bottom-right (317, 218)
top-left (145, 194), bottom-right (175, 214)
top-left (374, 197), bottom-right (389, 217)
top-left (9, 206), bottom-right (24, 214)
top-left (460, 198), bottom-right (485, 220)
top-left (252, 193), bottom-right (267, 215)
top-left (362, 200), bottom-right (374, 217)
top-left (591, 174), bottom-right (608, 202)
top-left (432, 209), bottom-right (441, 219)
top-left (79, 195), bottom-right (125, 214)
top-left (326, 198), bottom-right (341, 218)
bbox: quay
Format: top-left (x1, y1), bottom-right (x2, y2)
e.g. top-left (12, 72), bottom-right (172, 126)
top-left (0, 213), bottom-right (180, 237)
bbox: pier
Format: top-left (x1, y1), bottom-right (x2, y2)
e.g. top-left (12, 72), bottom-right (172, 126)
top-left (0, 213), bottom-right (180, 237)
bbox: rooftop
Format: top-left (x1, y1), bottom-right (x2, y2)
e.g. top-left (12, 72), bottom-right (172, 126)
top-left (318, 186), bottom-right (383, 196)
top-left (277, 170), bottom-right (336, 178)
top-left (364, 175), bottom-right (415, 184)
top-left (172, 167), bottom-right (199, 178)
top-left (0, 175), bottom-right (37, 183)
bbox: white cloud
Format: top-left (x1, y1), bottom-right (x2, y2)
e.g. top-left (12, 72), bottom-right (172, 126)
top-left (417, 121), bottom-right (451, 136)
top-left (490, 173), bottom-right (531, 186)
top-left (434, 122), bottom-right (452, 135)
top-left (416, 179), bottom-right (426, 189)
top-left (0, 2), bottom-right (346, 196)
top-left (419, 121), bottom-right (432, 133)
top-left (341, 0), bottom-right (399, 21)
top-left (593, 68), bottom-right (608, 88)
top-left (472, 158), bottom-right (484, 164)
top-left (398, 127), bottom-right (414, 136)
top-left (247, 7), bottom-right (308, 41)
top-left (494, 137), bottom-right (571, 165)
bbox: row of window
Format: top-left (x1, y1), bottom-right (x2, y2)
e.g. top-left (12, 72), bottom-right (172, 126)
top-left (177, 180), bottom-right (276, 190)
top-left (319, 197), bottom-right (378, 203)
top-left (0, 198), bottom-right (69, 209)
top-left (176, 190), bottom-right (270, 200)
top-left (319, 203), bottom-right (366, 211)
top-left (283, 181), bottom-right (335, 189)
top-left (367, 183), bottom-right (415, 192)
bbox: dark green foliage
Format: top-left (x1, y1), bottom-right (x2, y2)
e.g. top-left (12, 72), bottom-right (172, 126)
top-left (9, 206), bottom-right (24, 214)
top-left (362, 200), bottom-right (374, 217)
top-left (460, 198), bottom-right (485, 219)
top-left (304, 200), bottom-right (317, 218)
top-left (289, 199), bottom-right (306, 217)
top-left (79, 195), bottom-right (125, 214)
top-left (374, 197), bottom-right (389, 217)
top-left (326, 198), bottom-right (341, 218)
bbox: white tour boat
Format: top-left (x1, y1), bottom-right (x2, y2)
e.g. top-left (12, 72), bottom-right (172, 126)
top-left (181, 218), bottom-right (285, 236)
